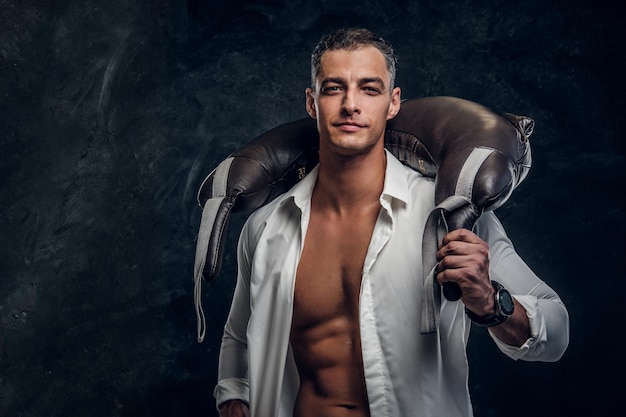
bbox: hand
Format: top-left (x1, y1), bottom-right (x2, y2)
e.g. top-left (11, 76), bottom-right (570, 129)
top-left (218, 400), bottom-right (250, 417)
top-left (435, 228), bottom-right (494, 316)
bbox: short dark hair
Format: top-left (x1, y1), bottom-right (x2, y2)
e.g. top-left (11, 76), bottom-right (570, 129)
top-left (310, 28), bottom-right (398, 90)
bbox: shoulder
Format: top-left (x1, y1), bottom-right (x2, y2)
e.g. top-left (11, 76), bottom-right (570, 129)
top-left (473, 211), bottom-right (519, 263)
top-left (241, 192), bottom-right (291, 245)
top-left (474, 211), bottom-right (508, 241)
top-left (384, 151), bottom-right (435, 209)
top-left (240, 167), bottom-right (316, 245)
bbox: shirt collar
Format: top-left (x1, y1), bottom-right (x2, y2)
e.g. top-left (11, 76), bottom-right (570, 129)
top-left (381, 149), bottom-right (410, 206)
top-left (280, 164), bottom-right (319, 212)
top-left (280, 149), bottom-right (412, 212)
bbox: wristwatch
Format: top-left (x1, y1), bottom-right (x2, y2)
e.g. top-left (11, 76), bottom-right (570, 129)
top-left (465, 280), bottom-right (515, 327)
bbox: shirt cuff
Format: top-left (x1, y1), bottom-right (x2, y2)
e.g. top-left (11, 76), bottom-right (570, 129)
top-left (488, 294), bottom-right (547, 360)
top-left (213, 378), bottom-right (250, 410)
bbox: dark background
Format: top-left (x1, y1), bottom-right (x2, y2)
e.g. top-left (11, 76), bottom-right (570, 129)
top-left (1, 0), bottom-right (624, 416)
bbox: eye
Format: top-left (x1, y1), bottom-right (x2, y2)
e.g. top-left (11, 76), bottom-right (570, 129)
top-left (363, 86), bottom-right (382, 95)
top-left (321, 85), bottom-right (342, 95)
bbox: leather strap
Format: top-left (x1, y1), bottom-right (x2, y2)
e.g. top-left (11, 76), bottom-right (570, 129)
top-left (420, 148), bottom-right (495, 334)
top-left (194, 157), bottom-right (234, 342)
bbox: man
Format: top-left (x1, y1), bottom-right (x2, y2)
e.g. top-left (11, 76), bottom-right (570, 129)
top-left (214, 28), bottom-right (569, 417)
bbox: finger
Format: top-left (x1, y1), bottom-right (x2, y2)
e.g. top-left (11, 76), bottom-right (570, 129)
top-left (440, 228), bottom-right (481, 247)
top-left (437, 253), bottom-right (490, 290)
top-left (436, 240), bottom-right (476, 262)
top-left (438, 246), bottom-right (490, 271)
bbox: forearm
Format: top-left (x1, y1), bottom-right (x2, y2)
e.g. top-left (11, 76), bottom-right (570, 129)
top-left (214, 215), bottom-right (262, 411)
top-left (488, 291), bottom-right (569, 362)
top-left (475, 213), bottom-right (570, 361)
top-left (214, 316), bottom-right (251, 407)
top-left (488, 299), bottom-right (530, 347)
top-left (214, 272), bottom-right (252, 405)
top-left (219, 399), bottom-right (250, 417)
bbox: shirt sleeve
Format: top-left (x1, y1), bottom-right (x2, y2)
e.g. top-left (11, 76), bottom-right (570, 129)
top-left (475, 212), bottom-right (570, 362)
top-left (213, 219), bottom-right (256, 409)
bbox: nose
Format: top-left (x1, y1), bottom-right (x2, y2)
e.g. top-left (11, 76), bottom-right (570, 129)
top-left (341, 88), bottom-right (360, 115)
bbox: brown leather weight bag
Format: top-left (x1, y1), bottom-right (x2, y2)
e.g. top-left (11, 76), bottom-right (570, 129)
top-left (193, 96), bottom-right (534, 341)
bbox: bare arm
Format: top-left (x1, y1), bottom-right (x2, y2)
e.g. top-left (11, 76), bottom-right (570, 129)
top-left (488, 298), bottom-right (530, 346)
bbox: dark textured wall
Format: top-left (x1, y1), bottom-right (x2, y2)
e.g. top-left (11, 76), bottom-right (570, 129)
top-left (1, 1), bottom-right (624, 416)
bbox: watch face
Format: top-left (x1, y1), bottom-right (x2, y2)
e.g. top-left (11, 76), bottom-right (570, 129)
top-left (498, 289), bottom-right (515, 316)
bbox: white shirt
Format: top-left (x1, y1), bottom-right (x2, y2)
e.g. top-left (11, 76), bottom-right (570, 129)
top-left (214, 151), bottom-right (569, 417)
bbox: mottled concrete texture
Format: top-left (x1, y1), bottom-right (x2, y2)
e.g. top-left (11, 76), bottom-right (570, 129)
top-left (1, 0), bottom-right (624, 416)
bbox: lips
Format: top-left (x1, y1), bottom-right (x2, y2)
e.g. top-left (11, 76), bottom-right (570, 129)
top-left (334, 121), bottom-right (366, 132)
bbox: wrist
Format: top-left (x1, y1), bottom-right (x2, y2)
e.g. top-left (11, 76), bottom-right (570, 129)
top-left (465, 281), bottom-right (514, 327)
top-left (218, 399), bottom-right (250, 417)
top-left (219, 399), bottom-right (248, 410)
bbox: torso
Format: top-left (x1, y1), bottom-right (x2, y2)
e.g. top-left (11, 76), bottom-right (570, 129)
top-left (290, 199), bottom-right (380, 417)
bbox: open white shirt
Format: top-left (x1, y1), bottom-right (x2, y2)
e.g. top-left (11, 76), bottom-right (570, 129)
top-left (214, 151), bottom-right (569, 417)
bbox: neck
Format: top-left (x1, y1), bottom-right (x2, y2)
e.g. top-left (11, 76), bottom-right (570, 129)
top-left (313, 145), bottom-right (387, 214)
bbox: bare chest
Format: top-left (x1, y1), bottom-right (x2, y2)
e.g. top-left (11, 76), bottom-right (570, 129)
top-left (292, 209), bottom-right (379, 331)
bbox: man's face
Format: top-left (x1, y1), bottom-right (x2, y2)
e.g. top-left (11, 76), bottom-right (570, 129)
top-left (306, 46), bottom-right (401, 157)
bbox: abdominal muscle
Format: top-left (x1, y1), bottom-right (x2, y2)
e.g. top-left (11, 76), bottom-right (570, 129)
top-left (290, 315), bottom-right (371, 417)
top-left (290, 194), bottom-right (380, 417)
top-left (290, 237), bottom-right (373, 417)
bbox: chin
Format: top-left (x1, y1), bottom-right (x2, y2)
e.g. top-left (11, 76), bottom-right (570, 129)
top-left (329, 138), bottom-right (379, 156)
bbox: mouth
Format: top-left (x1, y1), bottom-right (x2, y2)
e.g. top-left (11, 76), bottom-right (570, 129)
top-left (334, 121), bottom-right (366, 132)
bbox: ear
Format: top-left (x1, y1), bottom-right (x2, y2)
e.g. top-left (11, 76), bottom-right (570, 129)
top-left (305, 87), bottom-right (317, 119)
top-left (386, 87), bottom-right (402, 120)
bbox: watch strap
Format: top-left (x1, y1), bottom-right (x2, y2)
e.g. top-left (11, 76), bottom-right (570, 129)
top-left (465, 281), bottom-right (512, 327)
